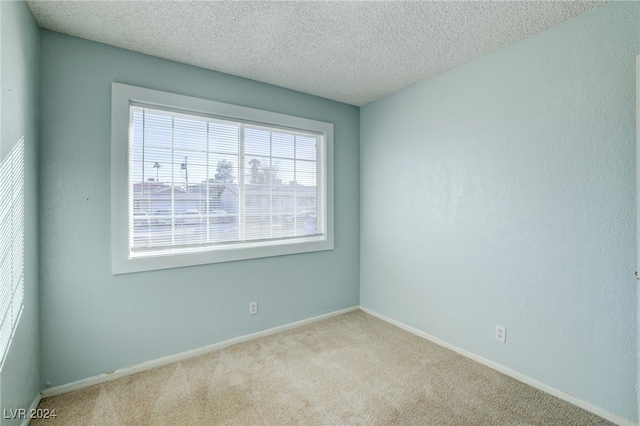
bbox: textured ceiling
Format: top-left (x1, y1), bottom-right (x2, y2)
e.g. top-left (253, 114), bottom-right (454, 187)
top-left (26, 1), bottom-right (608, 106)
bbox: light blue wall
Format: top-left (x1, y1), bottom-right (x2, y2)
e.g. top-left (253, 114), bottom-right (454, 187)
top-left (0, 1), bottom-right (40, 422)
top-left (39, 31), bottom-right (359, 387)
top-left (361, 2), bottom-right (638, 422)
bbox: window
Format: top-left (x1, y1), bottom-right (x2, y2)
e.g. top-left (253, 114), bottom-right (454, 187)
top-left (0, 138), bottom-right (24, 368)
top-left (111, 83), bottom-right (333, 274)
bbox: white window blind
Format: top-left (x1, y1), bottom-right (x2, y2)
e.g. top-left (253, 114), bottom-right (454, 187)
top-left (0, 138), bottom-right (24, 368)
top-left (129, 105), bottom-right (325, 257)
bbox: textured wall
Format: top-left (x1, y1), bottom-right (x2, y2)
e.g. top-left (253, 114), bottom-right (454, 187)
top-left (360, 2), bottom-right (638, 422)
top-left (0, 1), bottom-right (40, 422)
top-left (39, 31), bottom-right (359, 387)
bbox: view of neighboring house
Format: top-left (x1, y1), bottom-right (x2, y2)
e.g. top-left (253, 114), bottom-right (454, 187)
top-left (133, 179), bottom-right (317, 222)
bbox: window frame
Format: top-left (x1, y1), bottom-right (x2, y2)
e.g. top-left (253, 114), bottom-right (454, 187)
top-left (111, 83), bottom-right (334, 274)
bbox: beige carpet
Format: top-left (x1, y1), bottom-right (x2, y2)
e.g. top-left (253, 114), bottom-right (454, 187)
top-left (32, 310), bottom-right (611, 425)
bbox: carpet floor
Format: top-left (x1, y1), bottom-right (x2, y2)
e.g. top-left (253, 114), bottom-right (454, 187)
top-left (31, 310), bottom-right (612, 425)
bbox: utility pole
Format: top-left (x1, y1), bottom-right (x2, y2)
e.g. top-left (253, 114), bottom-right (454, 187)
top-left (181, 156), bottom-right (189, 190)
top-left (153, 162), bottom-right (161, 182)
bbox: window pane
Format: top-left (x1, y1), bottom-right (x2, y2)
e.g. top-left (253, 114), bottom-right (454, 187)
top-left (209, 121), bottom-right (239, 154)
top-left (129, 104), bottom-right (324, 256)
top-left (173, 115), bottom-right (207, 152)
top-left (295, 160), bottom-right (316, 187)
top-left (296, 135), bottom-right (316, 161)
top-left (272, 132), bottom-right (294, 158)
top-left (276, 159), bottom-right (294, 186)
top-left (244, 127), bottom-right (271, 156)
top-left (246, 156), bottom-right (275, 185)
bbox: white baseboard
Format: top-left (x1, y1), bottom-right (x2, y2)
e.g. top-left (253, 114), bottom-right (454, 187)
top-left (41, 306), bottom-right (358, 398)
top-left (21, 393), bottom-right (42, 426)
top-left (359, 306), bottom-right (635, 426)
top-left (37, 304), bottom-right (635, 426)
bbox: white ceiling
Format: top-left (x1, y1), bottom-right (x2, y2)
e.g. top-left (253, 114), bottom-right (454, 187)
top-left (26, 1), bottom-right (608, 106)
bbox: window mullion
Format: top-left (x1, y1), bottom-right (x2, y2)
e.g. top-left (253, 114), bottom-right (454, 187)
top-left (206, 122), bottom-right (211, 243)
top-left (170, 117), bottom-right (175, 246)
top-left (238, 124), bottom-right (246, 242)
top-left (294, 136), bottom-right (299, 234)
top-left (316, 136), bottom-right (323, 233)
top-left (269, 131), bottom-right (273, 239)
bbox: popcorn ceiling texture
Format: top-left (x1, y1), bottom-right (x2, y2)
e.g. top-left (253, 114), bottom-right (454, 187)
top-left (26, 1), bottom-right (607, 106)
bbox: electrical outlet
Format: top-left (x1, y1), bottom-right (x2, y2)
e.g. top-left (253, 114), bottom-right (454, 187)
top-left (249, 301), bottom-right (258, 315)
top-left (496, 325), bottom-right (506, 343)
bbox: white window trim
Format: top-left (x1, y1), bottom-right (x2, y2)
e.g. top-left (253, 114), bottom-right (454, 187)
top-left (111, 83), bottom-right (334, 274)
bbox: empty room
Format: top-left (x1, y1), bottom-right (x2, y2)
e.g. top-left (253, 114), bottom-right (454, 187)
top-left (2, 0), bottom-right (639, 424)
